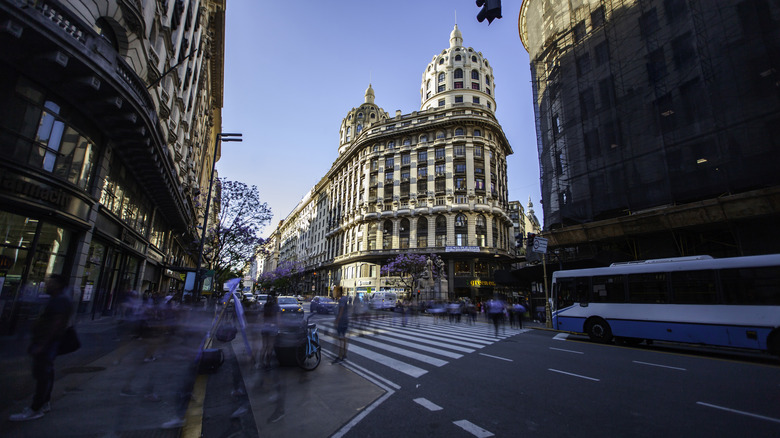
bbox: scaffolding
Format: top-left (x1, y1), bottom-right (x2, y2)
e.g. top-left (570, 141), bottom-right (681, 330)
top-left (521, 0), bottom-right (780, 259)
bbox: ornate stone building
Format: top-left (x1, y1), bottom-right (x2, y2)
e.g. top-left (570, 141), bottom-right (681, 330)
top-left (259, 25), bottom-right (532, 302)
top-left (0, 0), bottom-right (227, 332)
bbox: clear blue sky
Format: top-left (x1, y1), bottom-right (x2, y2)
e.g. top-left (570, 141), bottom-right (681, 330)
top-left (219, 0), bottom-right (540, 237)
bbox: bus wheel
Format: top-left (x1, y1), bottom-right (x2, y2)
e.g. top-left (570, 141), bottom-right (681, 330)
top-left (586, 318), bottom-right (613, 343)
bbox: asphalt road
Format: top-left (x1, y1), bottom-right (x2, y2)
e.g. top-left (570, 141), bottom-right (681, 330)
top-left (327, 323), bottom-right (780, 438)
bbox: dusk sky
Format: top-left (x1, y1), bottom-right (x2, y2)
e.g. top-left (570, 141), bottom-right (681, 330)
top-left (218, 0), bottom-right (540, 237)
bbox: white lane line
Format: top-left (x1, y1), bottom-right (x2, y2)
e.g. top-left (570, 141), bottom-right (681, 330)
top-left (331, 359), bottom-right (397, 438)
top-left (414, 397), bottom-right (443, 411)
top-left (453, 420), bottom-right (495, 437)
top-left (553, 333), bottom-right (569, 341)
top-left (549, 347), bottom-right (584, 354)
top-left (696, 402), bottom-right (780, 424)
top-left (478, 352), bottom-right (513, 362)
top-left (350, 336), bottom-right (449, 367)
top-left (319, 333), bottom-right (427, 377)
top-left (633, 360), bottom-right (686, 371)
top-left (548, 368), bottom-right (600, 381)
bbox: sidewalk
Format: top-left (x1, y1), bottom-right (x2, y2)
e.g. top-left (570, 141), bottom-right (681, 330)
top-left (0, 309), bottom-right (385, 438)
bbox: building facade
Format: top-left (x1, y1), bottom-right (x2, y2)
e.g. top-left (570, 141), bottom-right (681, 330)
top-left (259, 26), bottom-right (536, 302)
top-left (519, 0), bottom-right (780, 264)
top-left (0, 0), bottom-right (227, 333)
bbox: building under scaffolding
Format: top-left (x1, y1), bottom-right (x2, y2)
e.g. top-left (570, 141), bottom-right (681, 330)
top-left (518, 0), bottom-right (780, 264)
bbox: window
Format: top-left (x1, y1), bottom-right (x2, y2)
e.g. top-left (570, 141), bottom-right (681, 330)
top-left (455, 177), bottom-right (466, 190)
top-left (473, 129), bottom-right (481, 137)
top-left (438, 99), bottom-right (445, 106)
top-left (403, 138), bottom-right (411, 145)
top-left (573, 21), bottom-right (586, 43)
top-left (595, 41), bottom-right (609, 66)
top-left (475, 145), bottom-right (483, 157)
top-left (475, 178), bottom-right (485, 190)
top-left (454, 69), bottom-right (463, 79)
top-left (385, 171), bottom-right (393, 182)
top-left (486, 76), bottom-right (491, 85)
top-left (401, 170), bottom-right (410, 182)
top-left (471, 70), bottom-right (480, 80)
top-left (418, 150), bottom-right (427, 161)
top-left (386, 157), bottom-right (394, 168)
top-left (435, 163), bottom-right (446, 175)
top-left (591, 275), bottom-right (625, 302)
top-left (387, 140), bottom-right (394, 148)
top-left (417, 217), bottom-right (428, 248)
top-left (584, 129), bottom-right (601, 160)
top-left (486, 88), bottom-right (491, 95)
top-left (438, 72), bottom-right (445, 83)
top-left (371, 159), bottom-right (378, 171)
top-left (671, 270), bottom-right (717, 304)
top-left (435, 178), bottom-right (445, 192)
top-left (438, 85), bottom-right (445, 93)
top-left (455, 95), bottom-right (463, 103)
top-left (454, 145), bottom-right (465, 156)
top-left (647, 48), bottom-right (667, 83)
top-left (435, 147), bottom-right (445, 160)
top-left (474, 166), bottom-right (484, 175)
top-left (591, 6), bottom-right (605, 28)
top-left (454, 82), bottom-right (463, 89)
top-left (435, 215), bottom-right (447, 246)
top-left (576, 53), bottom-right (591, 76)
top-left (455, 128), bottom-right (464, 136)
top-left (426, 80), bottom-right (430, 91)
top-left (580, 88), bottom-right (595, 120)
top-left (418, 167), bottom-right (428, 178)
top-left (471, 55), bottom-right (477, 62)
top-left (721, 266), bottom-right (780, 305)
top-left (471, 82), bottom-right (480, 90)
top-left (671, 33), bottom-right (696, 69)
top-left (455, 55), bottom-right (462, 61)
top-left (473, 97), bottom-right (480, 104)
top-left (599, 78), bottom-right (615, 109)
top-left (455, 163), bottom-right (467, 173)
top-left (639, 8), bottom-right (660, 37)
top-left (420, 135), bottom-right (428, 143)
top-left (628, 273), bottom-right (668, 303)
top-left (439, 58), bottom-right (444, 64)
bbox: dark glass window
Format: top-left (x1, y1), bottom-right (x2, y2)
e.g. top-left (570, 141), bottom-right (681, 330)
top-left (721, 266), bottom-right (780, 305)
top-left (591, 275), bottom-right (625, 302)
top-left (671, 270), bottom-right (717, 304)
top-left (628, 273), bottom-right (669, 303)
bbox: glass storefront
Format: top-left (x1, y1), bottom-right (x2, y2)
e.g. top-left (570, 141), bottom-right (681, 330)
top-left (0, 211), bottom-right (73, 334)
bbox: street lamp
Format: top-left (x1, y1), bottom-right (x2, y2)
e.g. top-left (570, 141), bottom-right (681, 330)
top-left (194, 132), bottom-right (242, 302)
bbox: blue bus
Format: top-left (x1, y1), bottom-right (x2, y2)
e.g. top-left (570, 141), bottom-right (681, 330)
top-left (551, 254), bottom-right (780, 356)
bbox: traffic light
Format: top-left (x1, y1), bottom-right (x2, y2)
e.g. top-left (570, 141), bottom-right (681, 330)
top-left (515, 233), bottom-right (524, 248)
top-left (526, 233), bottom-right (536, 250)
top-left (476, 0), bottom-right (502, 24)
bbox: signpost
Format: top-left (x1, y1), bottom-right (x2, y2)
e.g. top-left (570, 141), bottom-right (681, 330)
top-left (532, 237), bottom-right (552, 328)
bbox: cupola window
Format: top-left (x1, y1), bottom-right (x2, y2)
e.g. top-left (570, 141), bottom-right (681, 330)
top-left (358, 113), bottom-right (363, 118)
top-left (472, 55), bottom-right (477, 62)
top-left (455, 128), bottom-right (464, 136)
top-left (438, 73), bottom-right (445, 83)
top-left (439, 58), bottom-right (444, 65)
top-left (471, 70), bottom-right (480, 80)
top-left (455, 55), bottom-right (462, 61)
top-left (486, 76), bottom-right (491, 85)
top-left (473, 129), bottom-right (481, 137)
top-left (454, 68), bottom-right (463, 79)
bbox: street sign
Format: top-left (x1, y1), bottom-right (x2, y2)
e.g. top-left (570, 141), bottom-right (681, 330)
top-left (532, 237), bottom-right (548, 254)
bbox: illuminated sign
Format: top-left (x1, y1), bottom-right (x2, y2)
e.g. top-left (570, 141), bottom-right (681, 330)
top-left (470, 279), bottom-right (496, 287)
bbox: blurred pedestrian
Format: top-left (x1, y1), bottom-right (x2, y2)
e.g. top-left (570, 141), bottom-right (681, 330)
top-left (487, 297), bottom-right (505, 337)
top-left (332, 286), bottom-right (349, 363)
top-left (513, 302), bottom-right (526, 329)
top-left (10, 274), bottom-right (73, 421)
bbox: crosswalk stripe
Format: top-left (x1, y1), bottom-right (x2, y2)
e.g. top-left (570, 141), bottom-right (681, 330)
top-left (349, 336), bottom-right (449, 367)
top-left (372, 335), bottom-right (464, 359)
top-left (318, 333), bottom-right (428, 377)
top-left (367, 330), bottom-right (476, 354)
top-left (360, 321), bottom-right (495, 347)
top-left (369, 320), bottom-right (501, 343)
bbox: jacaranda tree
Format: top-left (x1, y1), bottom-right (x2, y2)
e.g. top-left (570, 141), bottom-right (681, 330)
top-left (203, 178), bottom-right (272, 288)
top-left (380, 254), bottom-right (444, 296)
top-left (256, 261), bottom-right (301, 295)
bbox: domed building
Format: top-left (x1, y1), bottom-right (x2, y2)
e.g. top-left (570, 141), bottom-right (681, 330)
top-left (261, 25), bottom-right (531, 302)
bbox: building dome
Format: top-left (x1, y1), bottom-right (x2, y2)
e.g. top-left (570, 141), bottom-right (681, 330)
top-left (338, 84), bottom-right (388, 155)
top-left (420, 25), bottom-right (497, 113)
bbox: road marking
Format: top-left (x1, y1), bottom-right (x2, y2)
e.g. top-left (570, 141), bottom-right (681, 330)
top-left (549, 347), bottom-right (584, 354)
top-left (319, 333), bottom-right (427, 377)
top-left (478, 352), bottom-right (513, 362)
top-left (548, 368), bottom-right (600, 381)
top-left (553, 333), bottom-right (569, 341)
top-left (414, 397), bottom-right (443, 411)
top-left (453, 420), bottom-right (495, 437)
top-left (696, 402), bottom-right (780, 424)
top-left (374, 335), bottom-right (464, 359)
top-left (350, 336), bottom-right (449, 367)
top-left (181, 374), bottom-right (207, 438)
top-left (331, 363), bottom-right (397, 438)
top-left (633, 360), bottom-right (686, 371)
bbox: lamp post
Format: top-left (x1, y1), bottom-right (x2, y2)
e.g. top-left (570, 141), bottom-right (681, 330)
top-left (194, 132), bottom-right (242, 303)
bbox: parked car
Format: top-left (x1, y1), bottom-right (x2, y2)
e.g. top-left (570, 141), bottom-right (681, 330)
top-left (277, 296), bottom-right (304, 318)
top-left (242, 293), bottom-right (256, 304)
top-left (256, 294), bottom-right (269, 308)
top-left (310, 296), bottom-right (337, 314)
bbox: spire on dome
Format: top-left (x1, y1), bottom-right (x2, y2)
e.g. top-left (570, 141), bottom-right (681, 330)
top-left (365, 83), bottom-right (375, 104)
top-left (449, 24), bottom-right (463, 48)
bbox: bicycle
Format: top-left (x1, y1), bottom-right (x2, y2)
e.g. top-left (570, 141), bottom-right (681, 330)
top-left (296, 315), bottom-right (321, 371)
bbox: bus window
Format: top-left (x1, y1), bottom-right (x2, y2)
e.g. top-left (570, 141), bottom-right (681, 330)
top-left (628, 273), bottom-right (668, 303)
top-left (721, 266), bottom-right (780, 305)
top-left (555, 277), bottom-right (588, 309)
top-left (592, 275), bottom-right (626, 302)
top-left (671, 270), bottom-right (717, 304)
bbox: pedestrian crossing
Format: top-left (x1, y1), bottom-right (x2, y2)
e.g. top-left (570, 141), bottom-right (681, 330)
top-left (315, 316), bottom-right (528, 378)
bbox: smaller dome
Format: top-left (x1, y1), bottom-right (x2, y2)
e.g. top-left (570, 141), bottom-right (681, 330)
top-left (450, 24), bottom-right (463, 48)
top-left (365, 83), bottom-right (375, 104)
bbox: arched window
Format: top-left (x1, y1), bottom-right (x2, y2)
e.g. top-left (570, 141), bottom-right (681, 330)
top-left (435, 215), bottom-right (447, 247)
top-left (436, 131), bottom-right (445, 139)
top-left (96, 18), bottom-right (120, 52)
top-left (486, 76), bottom-right (491, 85)
top-left (454, 214), bottom-right (468, 246)
top-left (373, 144), bottom-right (380, 152)
top-left (383, 220), bottom-right (394, 249)
top-left (399, 218), bottom-right (410, 249)
top-left (387, 140), bottom-right (394, 149)
top-left (417, 217), bottom-right (428, 248)
top-left (455, 128), bottom-right (464, 136)
top-left (439, 58), bottom-right (444, 65)
top-left (473, 129), bottom-right (481, 137)
top-left (455, 54), bottom-right (462, 61)
top-left (471, 70), bottom-right (480, 80)
top-left (472, 56), bottom-right (477, 62)
top-left (371, 113), bottom-right (376, 119)
top-left (403, 138), bottom-right (411, 145)
top-left (358, 112), bottom-right (363, 118)
top-left (420, 135), bottom-right (428, 143)
top-left (357, 124), bottom-right (362, 134)
top-left (454, 68), bottom-right (463, 79)
top-left (369, 222), bottom-right (378, 250)
top-left (475, 215), bottom-right (487, 247)
top-left (438, 72), bottom-right (445, 83)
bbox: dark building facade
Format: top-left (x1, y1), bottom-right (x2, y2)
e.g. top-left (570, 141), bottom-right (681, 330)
top-left (519, 0), bottom-right (780, 264)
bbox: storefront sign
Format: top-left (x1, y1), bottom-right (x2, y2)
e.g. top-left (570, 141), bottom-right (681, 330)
top-left (1, 173), bottom-right (69, 208)
top-left (82, 282), bottom-right (94, 301)
top-left (470, 279), bottom-right (496, 287)
top-left (445, 246), bottom-right (481, 252)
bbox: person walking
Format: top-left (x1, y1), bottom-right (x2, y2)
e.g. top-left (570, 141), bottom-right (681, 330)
top-left (10, 274), bottom-right (73, 421)
top-left (487, 297), bottom-right (505, 337)
top-left (332, 286), bottom-right (349, 363)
